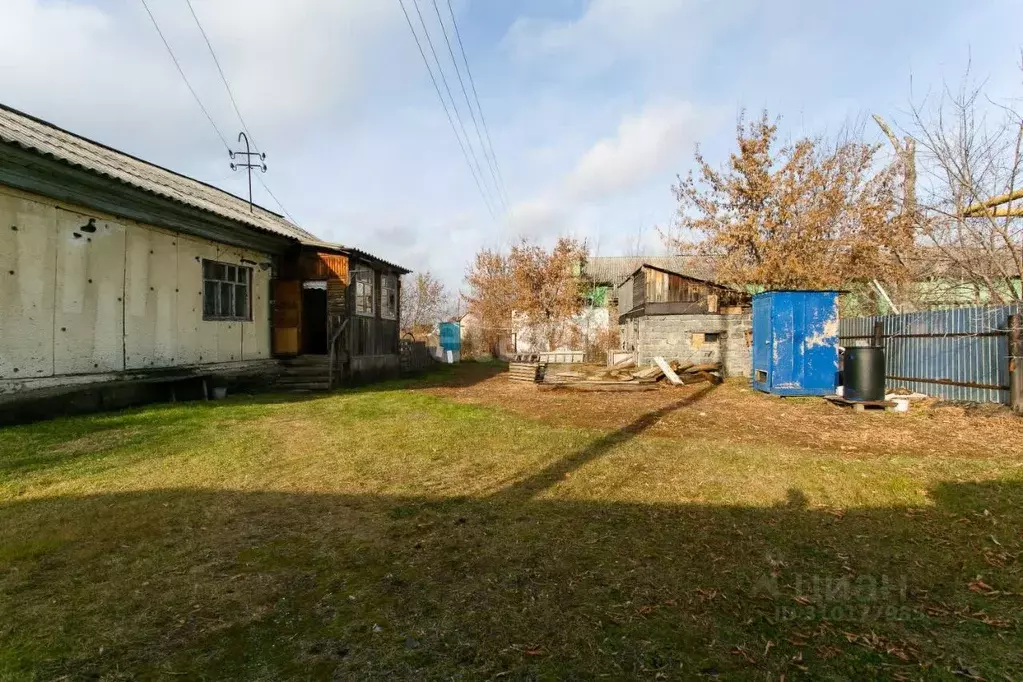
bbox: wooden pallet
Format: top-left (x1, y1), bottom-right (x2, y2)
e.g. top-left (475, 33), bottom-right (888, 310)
top-left (825, 395), bottom-right (896, 412)
top-left (508, 362), bottom-right (543, 383)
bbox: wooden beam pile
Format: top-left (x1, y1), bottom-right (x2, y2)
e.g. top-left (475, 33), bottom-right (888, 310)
top-left (508, 356), bottom-right (725, 390)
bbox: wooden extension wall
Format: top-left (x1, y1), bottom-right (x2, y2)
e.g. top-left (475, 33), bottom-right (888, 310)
top-left (645, 268), bottom-right (746, 308)
top-left (350, 269), bottom-right (400, 356)
top-left (620, 265), bottom-right (750, 320)
top-left (277, 250), bottom-right (349, 282)
top-left (645, 268), bottom-right (707, 304)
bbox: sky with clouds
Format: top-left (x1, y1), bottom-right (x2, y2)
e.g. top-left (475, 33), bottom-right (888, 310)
top-left (2, 0), bottom-right (1022, 291)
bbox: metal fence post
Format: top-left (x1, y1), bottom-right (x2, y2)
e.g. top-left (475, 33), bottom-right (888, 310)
top-left (1010, 313), bottom-right (1022, 415)
top-left (872, 321), bottom-right (884, 347)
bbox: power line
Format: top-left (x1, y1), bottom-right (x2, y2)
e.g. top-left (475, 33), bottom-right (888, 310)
top-left (184, 0), bottom-right (261, 153)
top-left (142, 0), bottom-right (298, 223)
top-left (445, 0), bottom-right (510, 209)
top-left (410, 0), bottom-right (499, 216)
top-left (256, 175), bottom-right (298, 224)
top-left (184, 0), bottom-right (298, 223)
top-left (138, 0), bottom-right (230, 151)
top-left (430, 0), bottom-right (508, 212)
top-left (409, 0), bottom-right (501, 215)
top-left (397, 0), bottom-right (497, 220)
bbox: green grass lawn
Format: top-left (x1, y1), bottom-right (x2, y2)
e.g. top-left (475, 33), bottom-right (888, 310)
top-left (1, 364), bottom-right (1021, 680)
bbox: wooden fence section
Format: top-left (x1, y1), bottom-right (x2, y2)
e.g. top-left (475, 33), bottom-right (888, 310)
top-left (840, 304), bottom-right (1022, 410)
top-left (400, 340), bottom-right (434, 374)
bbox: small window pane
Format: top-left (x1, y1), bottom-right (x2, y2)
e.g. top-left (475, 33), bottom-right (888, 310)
top-left (213, 263), bottom-right (226, 280)
top-left (227, 265), bottom-right (237, 282)
top-left (204, 281), bottom-right (217, 316)
top-left (235, 284), bottom-right (247, 318)
top-left (219, 282), bottom-right (232, 316)
top-left (203, 260), bottom-right (214, 278)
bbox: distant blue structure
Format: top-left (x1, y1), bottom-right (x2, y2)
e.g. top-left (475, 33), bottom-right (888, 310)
top-left (752, 291), bottom-right (840, 396)
top-left (438, 322), bottom-right (461, 362)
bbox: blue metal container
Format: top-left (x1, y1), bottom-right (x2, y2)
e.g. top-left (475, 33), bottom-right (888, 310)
top-left (752, 291), bottom-right (840, 396)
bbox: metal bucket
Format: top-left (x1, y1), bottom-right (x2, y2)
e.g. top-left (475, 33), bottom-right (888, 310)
top-left (844, 346), bottom-right (885, 402)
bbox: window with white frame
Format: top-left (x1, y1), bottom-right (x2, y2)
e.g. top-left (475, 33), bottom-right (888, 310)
top-left (353, 267), bottom-right (375, 316)
top-left (382, 275), bottom-right (397, 320)
top-left (202, 259), bottom-right (252, 321)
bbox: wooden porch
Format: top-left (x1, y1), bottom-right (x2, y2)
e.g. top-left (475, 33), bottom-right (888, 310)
top-left (271, 245), bottom-right (406, 390)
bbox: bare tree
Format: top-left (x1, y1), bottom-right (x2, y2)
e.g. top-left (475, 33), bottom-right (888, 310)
top-left (906, 66), bottom-right (1023, 305)
top-left (400, 272), bottom-right (448, 339)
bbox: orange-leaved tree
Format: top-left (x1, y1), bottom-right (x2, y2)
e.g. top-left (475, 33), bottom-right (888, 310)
top-left (664, 111), bottom-right (910, 291)
top-left (464, 248), bottom-right (515, 354)
top-left (465, 237), bottom-right (587, 352)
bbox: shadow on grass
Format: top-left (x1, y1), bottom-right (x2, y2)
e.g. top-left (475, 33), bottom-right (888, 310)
top-left (2, 478), bottom-right (1021, 680)
top-left (195, 361), bottom-right (508, 408)
top-left (494, 383), bottom-right (719, 503)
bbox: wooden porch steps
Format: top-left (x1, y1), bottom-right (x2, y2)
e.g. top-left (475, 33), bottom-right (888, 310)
top-left (276, 355), bottom-right (331, 392)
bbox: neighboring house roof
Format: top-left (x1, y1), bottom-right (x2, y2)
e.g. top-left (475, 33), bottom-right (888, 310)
top-left (582, 255), bottom-right (719, 287)
top-left (0, 103), bottom-right (409, 272)
top-left (624, 262), bottom-right (748, 294)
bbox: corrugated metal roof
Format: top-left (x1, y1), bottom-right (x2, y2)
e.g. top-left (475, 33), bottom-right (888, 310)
top-left (0, 103), bottom-right (312, 242)
top-left (582, 255), bottom-right (719, 287)
top-left (300, 238), bottom-right (411, 274)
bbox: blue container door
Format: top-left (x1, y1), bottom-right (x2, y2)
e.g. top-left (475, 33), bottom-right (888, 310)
top-left (770, 293), bottom-right (804, 392)
top-left (771, 292), bottom-right (838, 395)
top-left (799, 293), bottom-right (839, 394)
top-left (752, 295), bottom-right (772, 392)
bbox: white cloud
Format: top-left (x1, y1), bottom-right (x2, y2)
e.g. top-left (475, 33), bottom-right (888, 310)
top-left (504, 197), bottom-right (572, 239)
top-left (565, 101), bottom-right (711, 200)
top-left (0, 0), bottom-right (401, 160)
top-left (505, 0), bottom-right (744, 72)
top-left (502, 99), bottom-right (715, 241)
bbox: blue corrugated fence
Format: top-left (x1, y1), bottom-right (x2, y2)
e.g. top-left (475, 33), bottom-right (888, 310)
top-left (839, 304), bottom-right (1022, 403)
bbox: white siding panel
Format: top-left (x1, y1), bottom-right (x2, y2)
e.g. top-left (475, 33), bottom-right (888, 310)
top-left (124, 226), bottom-right (178, 369)
top-left (189, 239), bottom-right (219, 364)
top-left (0, 192), bottom-right (57, 379)
top-left (152, 233), bottom-right (179, 366)
top-left (53, 209), bottom-right (126, 375)
top-left (175, 237), bottom-right (202, 365)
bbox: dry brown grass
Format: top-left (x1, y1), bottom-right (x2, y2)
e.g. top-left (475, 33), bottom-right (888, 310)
top-left (424, 370), bottom-right (1023, 460)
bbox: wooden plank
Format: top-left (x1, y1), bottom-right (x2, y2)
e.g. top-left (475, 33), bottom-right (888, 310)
top-left (654, 356), bottom-right (683, 385)
top-left (539, 381), bottom-right (660, 392)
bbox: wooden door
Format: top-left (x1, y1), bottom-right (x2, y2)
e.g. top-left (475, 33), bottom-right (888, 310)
top-left (272, 280), bottom-right (302, 356)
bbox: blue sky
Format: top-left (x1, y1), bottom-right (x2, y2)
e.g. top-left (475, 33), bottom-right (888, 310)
top-left (2, 0), bottom-right (1022, 291)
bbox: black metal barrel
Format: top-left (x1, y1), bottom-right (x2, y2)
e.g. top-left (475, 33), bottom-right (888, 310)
top-left (844, 346), bottom-right (886, 402)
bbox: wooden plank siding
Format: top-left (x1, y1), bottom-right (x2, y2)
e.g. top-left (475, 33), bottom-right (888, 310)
top-left (632, 268), bottom-right (646, 309)
top-left (617, 264), bottom-right (750, 322)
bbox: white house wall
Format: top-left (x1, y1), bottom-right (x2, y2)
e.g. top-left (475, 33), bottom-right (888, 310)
top-left (53, 207), bottom-right (126, 375)
top-left (0, 191), bottom-right (57, 379)
top-left (0, 185), bottom-right (273, 393)
top-left (125, 225), bottom-right (178, 369)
